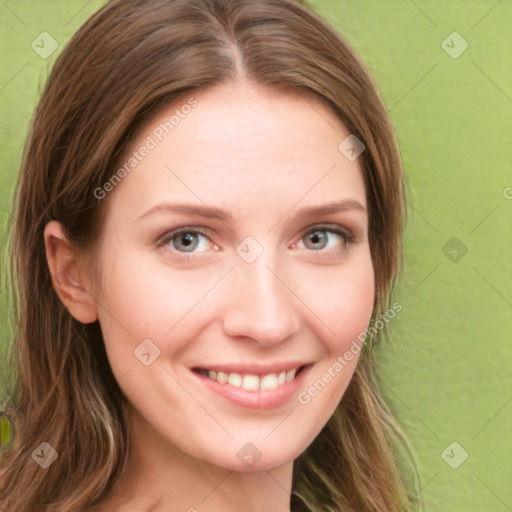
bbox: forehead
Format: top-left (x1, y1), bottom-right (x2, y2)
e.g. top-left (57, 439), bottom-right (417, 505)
top-left (107, 81), bottom-right (367, 223)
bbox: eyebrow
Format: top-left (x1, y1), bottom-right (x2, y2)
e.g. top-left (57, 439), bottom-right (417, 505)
top-left (136, 199), bottom-right (366, 223)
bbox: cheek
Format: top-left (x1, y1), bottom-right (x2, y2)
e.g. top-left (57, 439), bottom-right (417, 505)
top-left (96, 250), bottom-right (230, 351)
top-left (296, 253), bottom-right (375, 348)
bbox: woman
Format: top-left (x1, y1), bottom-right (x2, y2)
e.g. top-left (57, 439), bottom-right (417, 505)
top-left (0, 0), bottom-right (421, 510)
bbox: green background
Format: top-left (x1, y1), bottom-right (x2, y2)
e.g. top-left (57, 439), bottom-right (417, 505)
top-left (0, 1), bottom-right (511, 510)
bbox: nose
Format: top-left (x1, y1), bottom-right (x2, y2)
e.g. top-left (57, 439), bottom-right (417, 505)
top-left (221, 249), bottom-right (302, 347)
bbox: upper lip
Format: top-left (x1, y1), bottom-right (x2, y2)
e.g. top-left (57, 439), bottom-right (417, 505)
top-left (191, 361), bottom-right (312, 375)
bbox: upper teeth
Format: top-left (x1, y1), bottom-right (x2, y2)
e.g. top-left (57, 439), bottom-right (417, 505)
top-left (201, 369), bottom-right (298, 391)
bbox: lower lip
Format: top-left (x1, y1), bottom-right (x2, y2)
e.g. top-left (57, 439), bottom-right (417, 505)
top-left (192, 365), bottom-right (312, 410)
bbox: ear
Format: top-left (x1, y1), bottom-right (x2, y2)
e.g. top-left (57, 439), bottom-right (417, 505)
top-left (43, 220), bottom-right (98, 324)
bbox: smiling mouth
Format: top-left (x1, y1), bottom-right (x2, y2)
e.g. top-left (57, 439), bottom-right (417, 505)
top-left (192, 365), bottom-right (308, 392)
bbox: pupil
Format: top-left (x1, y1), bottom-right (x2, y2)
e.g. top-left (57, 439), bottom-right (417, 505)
top-left (309, 230), bottom-right (326, 249)
top-left (178, 233), bottom-right (196, 251)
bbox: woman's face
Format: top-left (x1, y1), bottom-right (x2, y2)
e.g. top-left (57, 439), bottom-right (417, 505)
top-left (92, 81), bottom-right (374, 472)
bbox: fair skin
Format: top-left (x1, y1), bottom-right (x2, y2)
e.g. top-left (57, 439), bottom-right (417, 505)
top-left (44, 80), bottom-right (375, 512)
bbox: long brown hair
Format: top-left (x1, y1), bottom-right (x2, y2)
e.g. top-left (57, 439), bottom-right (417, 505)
top-left (0, 0), bottom-right (422, 510)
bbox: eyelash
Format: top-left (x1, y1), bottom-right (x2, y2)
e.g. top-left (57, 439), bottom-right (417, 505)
top-left (157, 224), bottom-right (355, 263)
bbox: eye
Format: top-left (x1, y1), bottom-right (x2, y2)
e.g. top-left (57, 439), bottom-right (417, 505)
top-left (296, 225), bottom-right (354, 252)
top-left (156, 224), bottom-right (354, 262)
top-left (158, 228), bottom-right (213, 255)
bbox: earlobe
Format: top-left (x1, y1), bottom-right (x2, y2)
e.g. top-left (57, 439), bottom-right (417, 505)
top-left (43, 220), bottom-right (98, 324)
